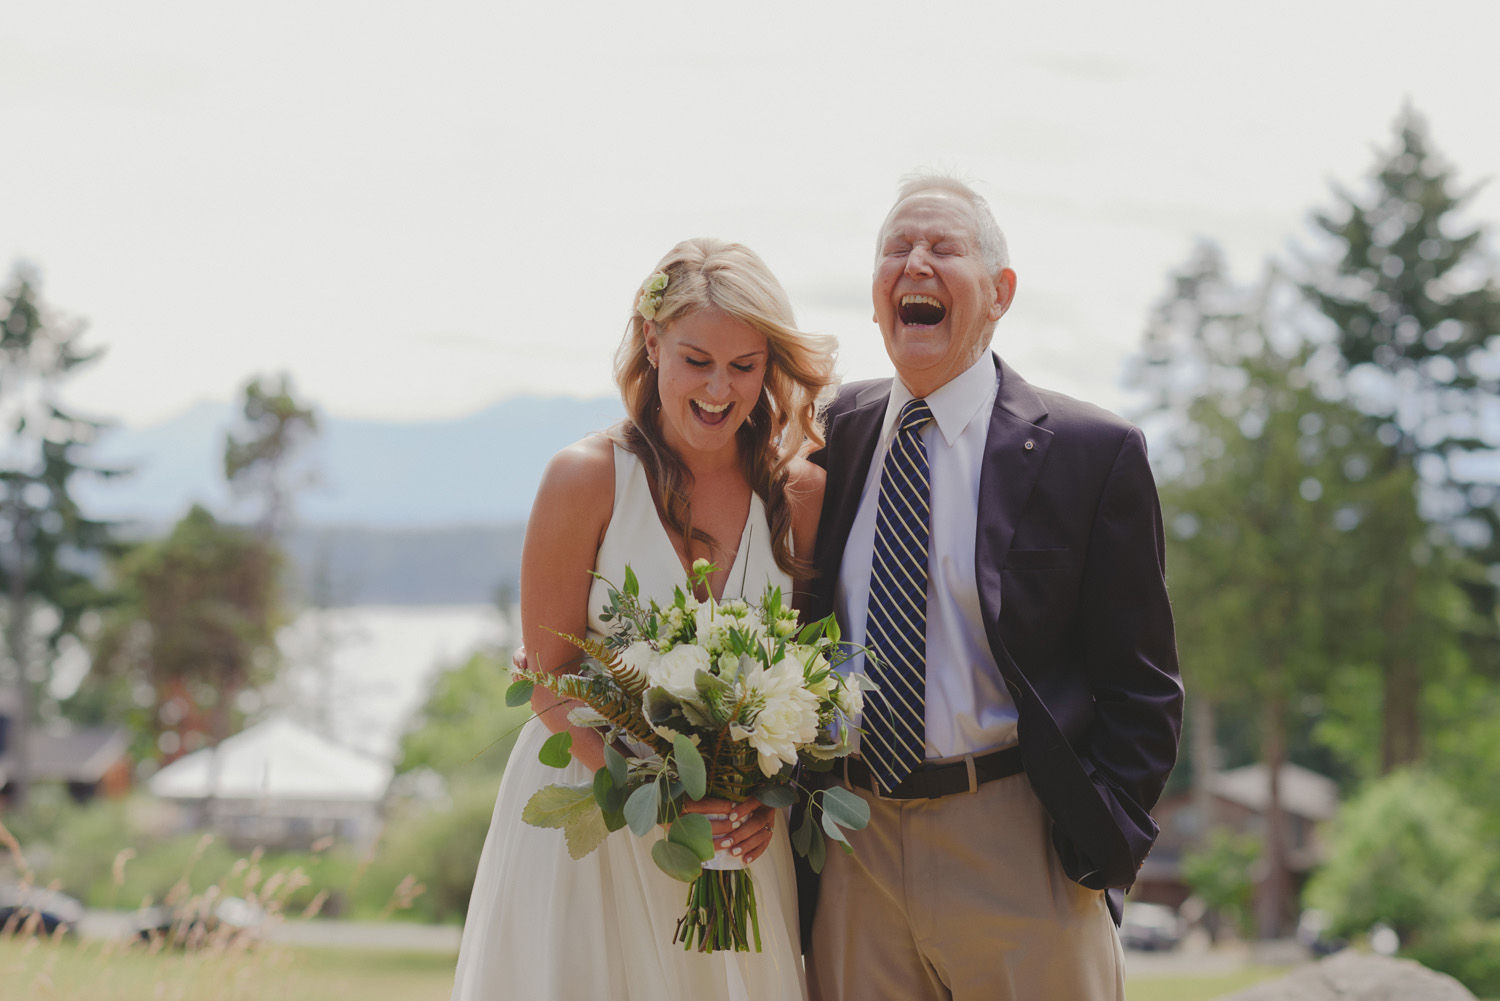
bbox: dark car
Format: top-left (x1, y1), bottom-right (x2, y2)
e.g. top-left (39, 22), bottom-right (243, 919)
top-left (128, 896), bottom-right (266, 949)
top-left (0, 885), bottom-right (85, 937)
top-left (1119, 901), bottom-right (1184, 952)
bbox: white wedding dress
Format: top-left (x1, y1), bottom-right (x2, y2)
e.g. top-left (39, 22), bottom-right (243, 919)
top-left (451, 444), bottom-right (806, 1000)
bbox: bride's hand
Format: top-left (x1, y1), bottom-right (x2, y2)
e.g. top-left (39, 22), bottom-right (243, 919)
top-left (680, 795), bottom-right (778, 864)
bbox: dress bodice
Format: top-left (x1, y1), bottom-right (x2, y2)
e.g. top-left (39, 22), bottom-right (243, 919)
top-left (587, 443), bottom-right (791, 637)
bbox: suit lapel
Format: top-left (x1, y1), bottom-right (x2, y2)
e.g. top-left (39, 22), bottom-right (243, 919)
top-left (975, 356), bottom-right (1052, 674)
top-left (809, 385), bottom-right (888, 621)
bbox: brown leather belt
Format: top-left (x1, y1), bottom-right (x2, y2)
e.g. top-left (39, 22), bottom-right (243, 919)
top-left (842, 746), bottom-right (1025, 800)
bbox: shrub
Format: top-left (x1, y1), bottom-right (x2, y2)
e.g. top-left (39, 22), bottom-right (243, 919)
top-left (1304, 770), bottom-right (1487, 942)
top-left (1403, 921), bottom-right (1500, 997)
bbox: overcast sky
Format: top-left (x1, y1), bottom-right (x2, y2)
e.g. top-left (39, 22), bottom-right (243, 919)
top-left (5, 1), bottom-right (1498, 430)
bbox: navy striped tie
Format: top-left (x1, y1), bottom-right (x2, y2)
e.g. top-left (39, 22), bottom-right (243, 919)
top-left (862, 398), bottom-right (934, 792)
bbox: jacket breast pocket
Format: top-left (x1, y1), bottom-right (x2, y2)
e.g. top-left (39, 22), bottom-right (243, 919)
top-left (1003, 548), bottom-right (1078, 571)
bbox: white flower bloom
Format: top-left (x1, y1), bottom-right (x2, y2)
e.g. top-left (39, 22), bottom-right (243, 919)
top-left (735, 656), bottom-right (821, 776)
top-left (619, 640), bottom-right (660, 682)
top-left (650, 643), bottom-right (712, 700)
top-left (693, 599), bottom-right (719, 647)
top-left (834, 672), bottom-right (872, 719)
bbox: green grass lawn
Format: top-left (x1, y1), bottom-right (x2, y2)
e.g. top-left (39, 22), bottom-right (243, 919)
top-left (1, 936), bottom-right (1289, 1001)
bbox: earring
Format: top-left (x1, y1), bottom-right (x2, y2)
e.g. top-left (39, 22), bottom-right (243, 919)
top-left (648, 355), bottom-right (658, 369)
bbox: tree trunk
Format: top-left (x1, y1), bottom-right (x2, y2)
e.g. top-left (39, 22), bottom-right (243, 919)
top-left (1190, 695), bottom-right (1220, 832)
top-left (1255, 691), bottom-right (1293, 940)
top-left (1190, 695), bottom-right (1224, 942)
top-left (1380, 655), bottom-right (1422, 772)
top-left (1380, 566), bottom-right (1422, 772)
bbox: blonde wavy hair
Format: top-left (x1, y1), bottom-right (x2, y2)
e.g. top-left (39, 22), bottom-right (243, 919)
top-left (613, 238), bottom-right (837, 578)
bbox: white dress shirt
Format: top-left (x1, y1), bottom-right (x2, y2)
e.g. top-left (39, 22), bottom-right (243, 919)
top-left (835, 352), bottom-right (1019, 758)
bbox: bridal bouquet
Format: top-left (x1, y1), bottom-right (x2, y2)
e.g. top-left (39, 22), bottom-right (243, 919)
top-left (506, 559), bottom-right (872, 952)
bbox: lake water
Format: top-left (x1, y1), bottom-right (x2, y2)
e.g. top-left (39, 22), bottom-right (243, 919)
top-left (274, 604), bottom-right (511, 761)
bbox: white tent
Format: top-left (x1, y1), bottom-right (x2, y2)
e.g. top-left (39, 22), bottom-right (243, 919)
top-left (149, 717), bottom-right (392, 848)
top-left (151, 716), bottom-right (392, 802)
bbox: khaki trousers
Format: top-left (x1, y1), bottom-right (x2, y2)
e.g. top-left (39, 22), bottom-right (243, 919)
top-left (807, 769), bottom-right (1125, 1001)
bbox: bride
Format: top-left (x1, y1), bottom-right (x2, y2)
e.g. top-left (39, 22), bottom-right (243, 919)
top-left (451, 238), bottom-right (836, 999)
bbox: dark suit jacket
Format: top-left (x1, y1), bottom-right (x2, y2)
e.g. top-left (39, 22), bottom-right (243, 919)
top-left (797, 354), bottom-right (1183, 944)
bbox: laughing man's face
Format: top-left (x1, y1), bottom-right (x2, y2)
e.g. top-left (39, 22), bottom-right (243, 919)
top-left (872, 190), bottom-right (1015, 397)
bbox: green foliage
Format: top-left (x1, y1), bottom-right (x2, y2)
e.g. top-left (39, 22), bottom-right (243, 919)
top-left (1180, 830), bottom-right (1260, 938)
top-left (223, 373), bottom-right (319, 537)
top-left (1305, 770), bottom-right (1487, 941)
top-left (359, 775), bottom-right (502, 923)
top-left (85, 505), bottom-right (281, 758)
top-left (1, 264), bottom-right (123, 803)
top-left (1403, 921), bottom-right (1500, 997)
top-left (395, 649), bottom-right (530, 778)
top-left (1302, 106), bottom-right (1500, 675)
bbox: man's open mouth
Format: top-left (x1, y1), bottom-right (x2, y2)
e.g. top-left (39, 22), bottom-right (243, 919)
top-left (898, 293), bottom-right (947, 326)
top-left (691, 399), bottom-right (732, 426)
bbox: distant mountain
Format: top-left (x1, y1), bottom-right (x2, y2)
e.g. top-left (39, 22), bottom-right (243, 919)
top-left (81, 395), bottom-right (625, 527)
top-left (284, 523), bottom-right (527, 606)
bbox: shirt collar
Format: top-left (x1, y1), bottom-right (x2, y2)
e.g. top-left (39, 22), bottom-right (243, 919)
top-left (887, 352), bottom-right (998, 448)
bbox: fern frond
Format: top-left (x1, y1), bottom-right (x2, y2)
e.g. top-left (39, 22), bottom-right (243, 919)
top-left (545, 626), bottom-right (650, 698)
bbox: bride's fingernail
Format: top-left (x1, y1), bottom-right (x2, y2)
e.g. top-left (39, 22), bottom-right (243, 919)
top-left (731, 820), bottom-right (743, 830)
top-left (720, 838), bottom-right (733, 848)
top-left (732, 847), bottom-right (743, 856)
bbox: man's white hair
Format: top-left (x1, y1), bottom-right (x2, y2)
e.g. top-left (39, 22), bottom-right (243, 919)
top-left (885, 170), bottom-right (1010, 271)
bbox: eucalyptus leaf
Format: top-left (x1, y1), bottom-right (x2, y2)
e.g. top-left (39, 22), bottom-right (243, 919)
top-left (538, 730), bottom-right (573, 768)
top-left (651, 839), bottom-right (703, 884)
top-left (753, 784), bottom-right (796, 809)
top-left (807, 822), bottom-right (827, 873)
top-left (603, 744), bottom-right (628, 790)
top-left (521, 783), bottom-right (596, 829)
top-left (667, 813), bottom-right (715, 862)
top-left (592, 767), bottom-right (624, 813)
top-left (624, 782), bottom-right (661, 837)
top-left (820, 784), bottom-right (872, 830)
top-left (674, 734), bottom-right (707, 800)
top-left (797, 619), bottom-right (823, 645)
top-left (821, 810), bottom-right (849, 844)
top-left (791, 807), bottom-right (814, 856)
top-left (505, 680), bottom-right (534, 707)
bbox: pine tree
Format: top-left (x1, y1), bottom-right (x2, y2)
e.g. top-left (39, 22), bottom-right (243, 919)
top-left (1136, 242), bottom-right (1470, 937)
top-left (0, 264), bottom-right (121, 806)
top-left (223, 374), bottom-right (319, 539)
top-left (1302, 105), bottom-right (1500, 769)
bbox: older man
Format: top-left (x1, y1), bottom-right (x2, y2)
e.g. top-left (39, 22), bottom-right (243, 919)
top-left (799, 173), bottom-right (1182, 1001)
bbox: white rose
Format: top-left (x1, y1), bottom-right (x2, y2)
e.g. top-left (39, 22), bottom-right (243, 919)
top-left (650, 643), bottom-right (712, 700)
top-left (619, 641), bottom-right (660, 683)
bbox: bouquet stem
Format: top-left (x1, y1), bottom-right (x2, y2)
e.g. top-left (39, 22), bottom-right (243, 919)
top-left (673, 867), bottom-right (761, 953)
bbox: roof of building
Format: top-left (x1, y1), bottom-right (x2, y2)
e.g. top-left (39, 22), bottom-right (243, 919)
top-left (0, 723), bottom-right (130, 784)
top-left (1209, 762), bottom-right (1340, 822)
top-left (148, 716), bottom-right (392, 803)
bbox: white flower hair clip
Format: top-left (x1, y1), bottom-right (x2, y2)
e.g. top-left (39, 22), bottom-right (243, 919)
top-left (637, 271), bottom-right (669, 320)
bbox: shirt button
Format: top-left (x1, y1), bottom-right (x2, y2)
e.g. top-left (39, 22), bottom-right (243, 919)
top-left (1024, 440), bottom-right (1035, 450)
